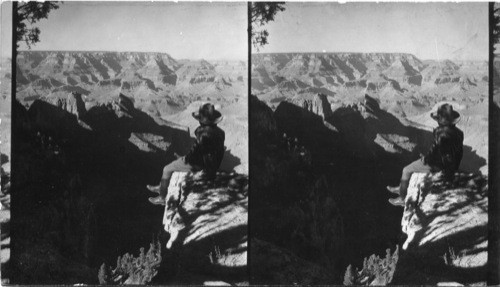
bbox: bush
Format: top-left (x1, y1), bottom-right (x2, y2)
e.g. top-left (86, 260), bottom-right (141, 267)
top-left (343, 245), bottom-right (399, 286)
top-left (98, 239), bottom-right (162, 285)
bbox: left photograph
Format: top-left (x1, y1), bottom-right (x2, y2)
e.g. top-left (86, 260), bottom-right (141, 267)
top-left (5, 1), bottom-right (248, 285)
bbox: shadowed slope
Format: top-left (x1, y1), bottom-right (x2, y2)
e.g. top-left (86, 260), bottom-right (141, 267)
top-left (9, 93), bottom-right (242, 284)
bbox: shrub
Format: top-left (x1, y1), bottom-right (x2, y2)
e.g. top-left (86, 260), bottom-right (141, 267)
top-left (343, 245), bottom-right (399, 286)
top-left (208, 245), bottom-right (223, 265)
top-left (442, 246), bottom-right (464, 266)
top-left (98, 239), bottom-right (162, 285)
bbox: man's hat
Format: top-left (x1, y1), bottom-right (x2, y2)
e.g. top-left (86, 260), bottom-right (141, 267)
top-left (192, 103), bottom-right (223, 125)
top-left (431, 103), bottom-right (460, 125)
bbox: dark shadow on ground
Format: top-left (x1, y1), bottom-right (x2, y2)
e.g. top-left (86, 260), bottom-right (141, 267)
top-left (461, 145), bottom-right (487, 174)
top-left (220, 149), bottom-right (241, 172)
top-left (9, 98), bottom-right (243, 284)
top-left (0, 153), bottom-right (8, 166)
top-left (251, 97), bottom-right (405, 283)
top-left (250, 95), bottom-right (487, 284)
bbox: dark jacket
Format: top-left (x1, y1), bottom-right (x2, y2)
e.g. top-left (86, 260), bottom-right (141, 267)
top-left (424, 124), bottom-right (464, 173)
top-left (184, 124), bottom-right (225, 173)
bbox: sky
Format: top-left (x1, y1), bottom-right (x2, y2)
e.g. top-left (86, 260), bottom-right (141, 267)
top-left (1, 1), bottom-right (12, 61)
top-left (258, 2), bottom-right (488, 61)
top-left (5, 1), bottom-right (247, 61)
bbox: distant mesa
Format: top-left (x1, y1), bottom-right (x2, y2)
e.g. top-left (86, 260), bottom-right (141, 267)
top-left (252, 53), bottom-right (485, 93)
top-left (252, 52), bottom-right (487, 122)
top-left (176, 60), bottom-right (217, 85)
top-left (16, 51), bottom-right (246, 117)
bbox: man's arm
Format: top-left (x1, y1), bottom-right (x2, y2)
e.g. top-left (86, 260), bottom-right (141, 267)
top-left (423, 129), bottom-right (439, 165)
top-left (184, 131), bottom-right (210, 164)
top-left (184, 140), bottom-right (200, 163)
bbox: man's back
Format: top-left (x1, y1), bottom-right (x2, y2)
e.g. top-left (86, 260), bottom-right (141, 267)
top-left (425, 124), bottom-right (464, 173)
top-left (185, 124), bottom-right (225, 172)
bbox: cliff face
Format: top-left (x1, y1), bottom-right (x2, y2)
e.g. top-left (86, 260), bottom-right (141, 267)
top-left (48, 91), bottom-right (87, 119)
top-left (9, 92), bottom-right (192, 284)
top-left (15, 51), bottom-right (247, 120)
top-left (17, 51), bottom-right (179, 83)
top-left (291, 93), bottom-right (332, 120)
top-left (252, 53), bottom-right (486, 89)
top-left (252, 53), bottom-right (487, 124)
top-left (175, 60), bottom-right (217, 85)
top-left (252, 53), bottom-right (424, 87)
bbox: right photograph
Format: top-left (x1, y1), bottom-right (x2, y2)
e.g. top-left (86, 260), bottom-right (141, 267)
top-left (250, 2), bottom-right (489, 285)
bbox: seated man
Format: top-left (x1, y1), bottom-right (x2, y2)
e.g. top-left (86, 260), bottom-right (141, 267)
top-left (147, 103), bottom-right (225, 206)
top-left (387, 103), bottom-right (464, 207)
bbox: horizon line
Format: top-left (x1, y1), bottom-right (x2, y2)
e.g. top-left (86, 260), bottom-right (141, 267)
top-left (15, 50), bottom-right (247, 62)
top-left (252, 51), bottom-right (487, 62)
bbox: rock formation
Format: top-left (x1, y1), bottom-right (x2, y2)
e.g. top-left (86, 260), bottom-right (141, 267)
top-left (252, 53), bottom-right (487, 121)
top-left (162, 171), bottom-right (248, 285)
top-left (293, 93), bottom-right (332, 120)
top-left (394, 171), bottom-right (487, 285)
top-left (16, 51), bottom-right (247, 123)
top-left (48, 92), bottom-right (87, 120)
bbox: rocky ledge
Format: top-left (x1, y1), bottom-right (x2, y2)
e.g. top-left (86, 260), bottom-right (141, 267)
top-left (162, 171), bottom-right (248, 285)
top-left (395, 171), bottom-right (487, 285)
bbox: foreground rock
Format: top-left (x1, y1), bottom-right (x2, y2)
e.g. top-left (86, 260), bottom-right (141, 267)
top-left (162, 171), bottom-right (248, 285)
top-left (395, 172), bottom-right (488, 285)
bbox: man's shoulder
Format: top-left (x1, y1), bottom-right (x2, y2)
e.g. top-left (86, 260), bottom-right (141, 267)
top-left (437, 124), bottom-right (461, 131)
top-left (197, 125), bottom-right (225, 136)
top-left (450, 125), bottom-right (464, 135)
top-left (435, 125), bottom-right (463, 137)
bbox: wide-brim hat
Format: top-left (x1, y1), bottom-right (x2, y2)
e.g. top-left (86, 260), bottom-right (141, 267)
top-left (192, 103), bottom-right (223, 125)
top-left (431, 103), bottom-right (460, 125)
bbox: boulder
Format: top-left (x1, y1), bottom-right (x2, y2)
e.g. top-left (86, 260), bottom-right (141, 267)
top-left (401, 172), bottom-right (487, 266)
top-left (162, 171), bottom-right (248, 282)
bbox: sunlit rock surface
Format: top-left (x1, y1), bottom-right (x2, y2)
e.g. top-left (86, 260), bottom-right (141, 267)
top-left (396, 171), bottom-right (487, 285)
top-left (163, 171), bottom-right (248, 285)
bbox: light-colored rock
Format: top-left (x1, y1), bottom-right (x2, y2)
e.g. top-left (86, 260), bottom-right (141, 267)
top-left (163, 171), bottom-right (247, 249)
top-left (162, 171), bottom-right (248, 283)
top-left (401, 172), bottom-right (487, 268)
top-left (163, 171), bottom-right (189, 249)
